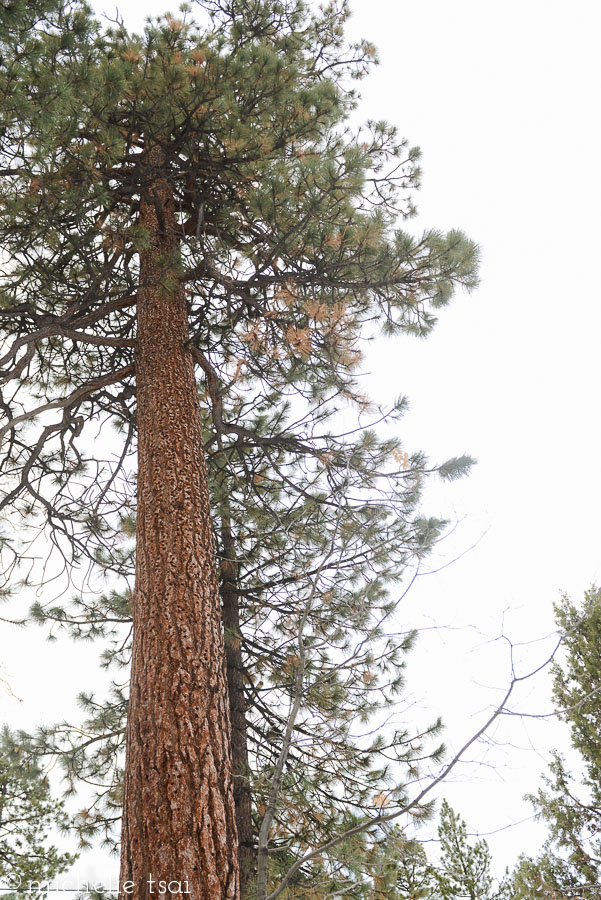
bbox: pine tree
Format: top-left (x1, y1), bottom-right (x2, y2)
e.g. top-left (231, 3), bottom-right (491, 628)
top-left (514, 589), bottom-right (601, 898)
top-left (0, 726), bottom-right (76, 894)
top-left (367, 829), bottom-right (437, 900)
top-left (0, 0), bottom-right (478, 894)
top-left (434, 801), bottom-right (509, 900)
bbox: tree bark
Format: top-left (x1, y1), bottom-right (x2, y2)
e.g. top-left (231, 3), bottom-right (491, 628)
top-left (220, 517), bottom-right (255, 897)
top-left (119, 146), bottom-right (239, 899)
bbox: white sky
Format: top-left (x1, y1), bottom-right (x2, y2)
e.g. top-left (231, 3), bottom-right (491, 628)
top-left (1, 0), bottom-right (600, 887)
top-left (346, 0), bottom-right (601, 872)
top-left (346, 0), bottom-right (601, 873)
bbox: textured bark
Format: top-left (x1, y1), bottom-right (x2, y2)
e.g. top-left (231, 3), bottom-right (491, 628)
top-left (119, 147), bottom-right (239, 899)
top-left (220, 518), bottom-right (255, 897)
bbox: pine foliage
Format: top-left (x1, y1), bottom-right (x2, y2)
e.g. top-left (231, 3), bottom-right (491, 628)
top-left (0, 726), bottom-right (76, 892)
top-left (515, 589), bottom-right (601, 898)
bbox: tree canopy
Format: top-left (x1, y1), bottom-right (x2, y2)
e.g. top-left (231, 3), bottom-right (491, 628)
top-left (0, 0), bottom-right (477, 577)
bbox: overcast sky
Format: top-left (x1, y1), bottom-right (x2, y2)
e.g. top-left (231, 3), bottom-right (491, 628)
top-left (1, 0), bottom-right (600, 886)
top-left (345, 0), bottom-right (601, 871)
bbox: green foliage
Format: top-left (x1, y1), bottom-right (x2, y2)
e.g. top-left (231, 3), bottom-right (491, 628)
top-left (368, 830), bottom-right (437, 900)
top-left (434, 801), bottom-right (509, 900)
top-left (509, 853), bottom-right (583, 900)
top-left (0, 726), bottom-right (76, 892)
top-left (518, 589), bottom-right (601, 896)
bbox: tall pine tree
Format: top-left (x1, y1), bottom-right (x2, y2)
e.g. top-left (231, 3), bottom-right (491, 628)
top-left (0, 0), bottom-right (478, 894)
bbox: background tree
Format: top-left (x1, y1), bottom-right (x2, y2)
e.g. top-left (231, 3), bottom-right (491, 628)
top-left (0, 0), bottom-right (478, 893)
top-left (365, 829), bottom-right (437, 900)
top-left (0, 726), bottom-right (76, 895)
top-left (433, 800), bottom-right (509, 900)
top-left (510, 589), bottom-right (601, 899)
top-left (509, 853), bottom-right (585, 900)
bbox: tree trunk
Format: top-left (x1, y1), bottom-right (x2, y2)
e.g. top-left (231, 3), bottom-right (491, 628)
top-left (119, 146), bottom-right (239, 899)
top-left (220, 518), bottom-right (255, 897)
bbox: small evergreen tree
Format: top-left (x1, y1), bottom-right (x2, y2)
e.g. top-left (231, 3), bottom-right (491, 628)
top-left (369, 830), bottom-right (437, 900)
top-left (515, 589), bottom-right (601, 898)
top-left (0, 726), bottom-right (76, 894)
top-left (434, 801), bottom-right (509, 900)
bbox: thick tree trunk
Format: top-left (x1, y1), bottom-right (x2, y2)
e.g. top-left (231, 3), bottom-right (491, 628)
top-left (119, 147), bottom-right (239, 899)
top-left (220, 518), bottom-right (255, 897)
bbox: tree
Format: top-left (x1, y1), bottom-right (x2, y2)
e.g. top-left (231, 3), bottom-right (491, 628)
top-left (0, 0), bottom-right (478, 894)
top-left (433, 800), bottom-right (509, 900)
top-left (367, 829), bottom-right (437, 900)
top-left (509, 853), bottom-right (584, 900)
top-left (0, 726), bottom-right (76, 895)
top-left (514, 589), bottom-right (601, 898)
